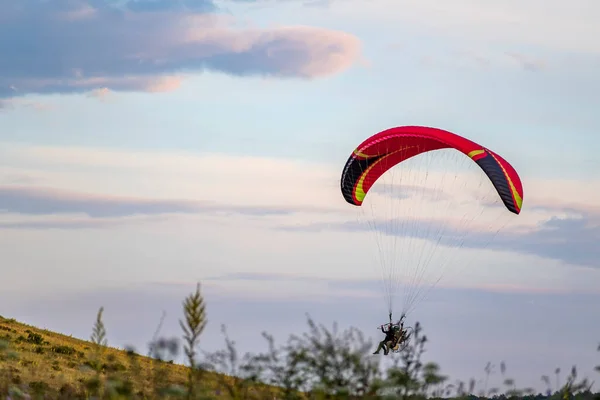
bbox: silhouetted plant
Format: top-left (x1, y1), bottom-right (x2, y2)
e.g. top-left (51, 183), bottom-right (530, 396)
top-left (202, 324), bottom-right (265, 399)
top-left (483, 362), bottom-right (495, 396)
top-left (542, 374), bottom-right (553, 396)
top-left (244, 331), bottom-right (307, 399)
top-left (147, 311), bottom-right (187, 398)
top-left (287, 315), bottom-right (380, 398)
top-left (152, 336), bottom-right (181, 396)
top-left (179, 282), bottom-right (207, 399)
top-left (556, 367), bottom-right (562, 393)
top-left (86, 306), bottom-right (108, 397)
top-left (421, 362), bottom-right (448, 398)
top-left (596, 342), bottom-right (600, 374)
top-left (596, 343), bottom-right (600, 400)
top-left (559, 365), bottom-right (595, 399)
top-left (499, 363), bottom-right (523, 398)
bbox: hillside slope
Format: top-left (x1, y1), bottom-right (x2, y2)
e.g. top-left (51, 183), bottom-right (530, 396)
top-left (0, 315), bottom-right (269, 399)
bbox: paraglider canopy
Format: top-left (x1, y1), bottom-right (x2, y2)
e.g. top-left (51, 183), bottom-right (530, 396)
top-left (341, 126), bottom-right (523, 214)
top-left (339, 125), bottom-right (524, 318)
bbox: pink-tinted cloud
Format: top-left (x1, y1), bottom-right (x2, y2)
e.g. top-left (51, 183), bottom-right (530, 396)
top-left (0, 185), bottom-right (334, 225)
top-left (0, 98), bottom-right (53, 111)
top-left (0, 218), bottom-right (132, 230)
top-left (87, 87), bottom-right (112, 100)
top-left (526, 197), bottom-right (600, 216)
top-left (0, 0), bottom-right (361, 100)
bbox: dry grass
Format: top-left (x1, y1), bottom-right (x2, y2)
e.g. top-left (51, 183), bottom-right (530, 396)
top-left (0, 315), bottom-right (224, 397)
top-left (0, 283), bottom-right (280, 399)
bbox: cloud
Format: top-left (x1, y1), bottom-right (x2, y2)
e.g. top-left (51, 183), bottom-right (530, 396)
top-left (0, 217), bottom-right (131, 230)
top-left (0, 173), bottom-right (39, 185)
top-left (3, 144), bottom-right (599, 267)
top-left (0, 144), bottom-right (345, 212)
top-left (280, 206), bottom-right (600, 269)
top-left (504, 52), bottom-right (545, 71)
top-left (0, 186), bottom-right (326, 222)
top-left (224, 0), bottom-right (336, 7)
top-left (87, 87), bottom-right (112, 100)
top-left (369, 184), bottom-right (452, 201)
top-left (450, 49), bottom-right (546, 71)
top-left (124, 0), bottom-right (218, 13)
top-left (492, 216), bottom-right (600, 268)
top-left (359, 0), bottom-right (600, 54)
top-left (0, 97), bottom-right (53, 111)
top-left (200, 271), bottom-right (595, 296)
top-left (205, 271), bottom-right (322, 282)
top-left (0, 0), bottom-right (361, 100)
top-left (0, 186), bottom-right (201, 218)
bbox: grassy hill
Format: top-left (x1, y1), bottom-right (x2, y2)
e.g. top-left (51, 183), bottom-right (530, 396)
top-left (0, 314), bottom-right (235, 398)
top-left (0, 284), bottom-right (279, 399)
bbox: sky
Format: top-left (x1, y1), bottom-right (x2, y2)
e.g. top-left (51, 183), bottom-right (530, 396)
top-left (1, 0), bottom-right (600, 393)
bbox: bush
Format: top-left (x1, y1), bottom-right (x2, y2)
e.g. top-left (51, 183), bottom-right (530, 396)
top-left (51, 345), bottom-right (77, 355)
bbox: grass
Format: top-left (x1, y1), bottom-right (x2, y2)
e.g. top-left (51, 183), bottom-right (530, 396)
top-left (1, 282), bottom-right (599, 399)
top-left (0, 284), bottom-right (250, 399)
top-left (0, 314), bottom-right (191, 397)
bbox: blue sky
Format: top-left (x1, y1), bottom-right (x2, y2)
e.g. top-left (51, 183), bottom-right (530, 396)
top-left (1, 0), bottom-right (600, 392)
